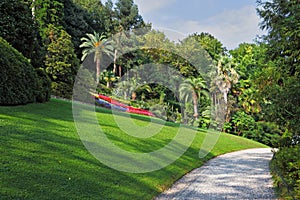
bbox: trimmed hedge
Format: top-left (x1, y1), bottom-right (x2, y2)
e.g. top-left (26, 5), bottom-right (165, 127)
top-left (0, 37), bottom-right (50, 105)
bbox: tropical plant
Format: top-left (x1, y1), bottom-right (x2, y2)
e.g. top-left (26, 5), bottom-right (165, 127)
top-left (114, 78), bottom-right (137, 100)
top-left (80, 32), bottom-right (114, 83)
top-left (214, 55), bottom-right (239, 105)
top-left (179, 76), bottom-right (209, 120)
top-left (213, 55), bottom-right (239, 122)
top-left (102, 70), bottom-right (117, 88)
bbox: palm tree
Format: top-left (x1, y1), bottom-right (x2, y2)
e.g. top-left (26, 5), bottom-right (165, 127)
top-left (179, 76), bottom-right (209, 120)
top-left (80, 32), bottom-right (114, 83)
top-left (215, 55), bottom-right (239, 105)
top-left (213, 55), bottom-right (239, 122)
top-left (115, 78), bottom-right (135, 100)
top-left (112, 25), bottom-right (124, 76)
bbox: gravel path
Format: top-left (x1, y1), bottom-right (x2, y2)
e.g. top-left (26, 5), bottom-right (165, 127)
top-left (156, 148), bottom-right (277, 200)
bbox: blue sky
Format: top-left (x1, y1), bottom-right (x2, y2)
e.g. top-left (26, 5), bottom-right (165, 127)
top-left (103, 0), bottom-right (266, 50)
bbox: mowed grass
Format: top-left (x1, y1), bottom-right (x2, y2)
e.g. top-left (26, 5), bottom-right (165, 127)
top-left (0, 99), bottom-right (267, 199)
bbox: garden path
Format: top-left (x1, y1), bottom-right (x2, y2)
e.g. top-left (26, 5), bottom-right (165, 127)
top-left (156, 148), bottom-right (277, 200)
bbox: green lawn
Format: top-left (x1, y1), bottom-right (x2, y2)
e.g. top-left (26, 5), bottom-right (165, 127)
top-left (0, 98), bottom-right (267, 199)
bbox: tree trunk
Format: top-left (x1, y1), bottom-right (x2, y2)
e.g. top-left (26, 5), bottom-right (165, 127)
top-left (113, 49), bottom-right (118, 75)
top-left (192, 91), bottom-right (199, 120)
top-left (223, 90), bottom-right (230, 122)
top-left (119, 65), bottom-right (122, 77)
top-left (131, 91), bottom-right (137, 101)
top-left (225, 104), bottom-right (231, 123)
top-left (96, 58), bottom-right (100, 83)
top-left (31, 0), bottom-right (35, 18)
top-left (223, 91), bottom-right (228, 105)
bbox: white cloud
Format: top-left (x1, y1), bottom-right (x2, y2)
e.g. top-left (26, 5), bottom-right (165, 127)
top-left (135, 0), bottom-right (176, 14)
top-left (159, 5), bottom-right (266, 49)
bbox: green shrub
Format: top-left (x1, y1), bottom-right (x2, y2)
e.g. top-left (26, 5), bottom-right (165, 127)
top-left (231, 111), bottom-right (256, 135)
top-left (51, 82), bottom-right (73, 100)
top-left (0, 37), bottom-right (40, 105)
top-left (223, 122), bottom-right (232, 133)
top-left (96, 83), bottom-right (112, 96)
top-left (270, 145), bottom-right (300, 199)
top-left (35, 68), bottom-right (51, 103)
top-left (225, 111), bottom-right (282, 147)
top-left (244, 121), bottom-right (282, 147)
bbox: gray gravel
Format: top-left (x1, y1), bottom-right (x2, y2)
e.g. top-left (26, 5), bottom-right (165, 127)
top-left (156, 148), bottom-right (277, 200)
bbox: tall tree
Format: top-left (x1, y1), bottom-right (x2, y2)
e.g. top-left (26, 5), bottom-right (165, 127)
top-left (80, 32), bottom-right (114, 83)
top-left (111, 0), bottom-right (146, 76)
top-left (71, 0), bottom-right (107, 34)
top-left (44, 24), bottom-right (79, 98)
top-left (0, 0), bottom-right (43, 69)
top-left (257, 1), bottom-right (300, 197)
top-left (213, 55), bottom-right (239, 122)
top-left (257, 0), bottom-right (300, 134)
top-left (114, 0), bottom-right (144, 31)
top-left (63, 0), bottom-right (97, 58)
top-left (230, 43), bottom-right (264, 115)
top-left (257, 0), bottom-right (300, 76)
top-left (191, 32), bottom-right (226, 61)
top-left (32, 0), bottom-right (64, 40)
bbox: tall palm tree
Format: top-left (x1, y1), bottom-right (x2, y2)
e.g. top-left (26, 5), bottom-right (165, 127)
top-left (179, 76), bottom-right (209, 120)
top-left (80, 32), bottom-right (114, 83)
top-left (213, 55), bottom-right (239, 122)
top-left (215, 55), bottom-right (239, 105)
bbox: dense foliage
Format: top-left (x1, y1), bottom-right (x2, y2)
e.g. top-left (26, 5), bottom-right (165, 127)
top-left (270, 146), bottom-right (300, 199)
top-left (257, 0), bottom-right (300, 198)
top-left (0, 0), bottom-right (43, 69)
top-left (44, 25), bottom-right (79, 99)
top-left (0, 37), bottom-right (49, 105)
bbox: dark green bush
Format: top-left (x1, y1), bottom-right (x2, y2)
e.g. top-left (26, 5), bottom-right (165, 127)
top-left (0, 0), bottom-right (43, 70)
top-left (244, 121), bottom-right (282, 147)
top-left (270, 145), bottom-right (300, 200)
top-left (51, 82), bottom-right (73, 100)
top-left (225, 111), bottom-right (282, 147)
top-left (96, 83), bottom-right (112, 96)
top-left (35, 68), bottom-right (51, 103)
top-left (0, 37), bottom-right (38, 105)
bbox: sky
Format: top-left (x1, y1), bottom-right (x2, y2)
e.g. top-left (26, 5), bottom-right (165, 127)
top-left (103, 0), bottom-right (266, 50)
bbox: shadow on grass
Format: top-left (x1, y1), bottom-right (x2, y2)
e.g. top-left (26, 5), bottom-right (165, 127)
top-left (0, 100), bottom-right (214, 200)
